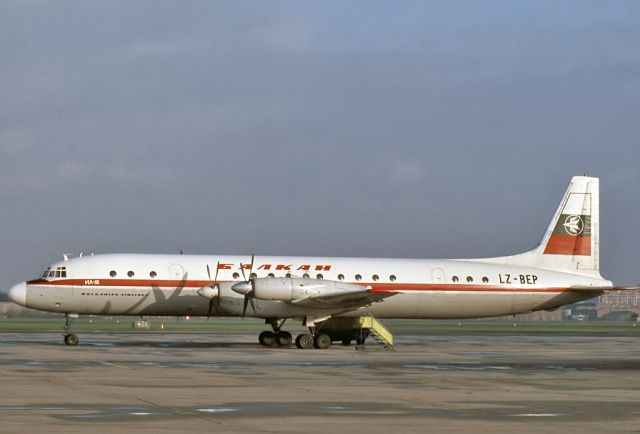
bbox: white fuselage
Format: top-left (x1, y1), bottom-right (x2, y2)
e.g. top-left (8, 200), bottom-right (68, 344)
top-left (16, 253), bottom-right (609, 320)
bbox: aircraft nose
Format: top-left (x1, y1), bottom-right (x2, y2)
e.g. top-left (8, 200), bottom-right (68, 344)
top-left (8, 282), bottom-right (27, 306)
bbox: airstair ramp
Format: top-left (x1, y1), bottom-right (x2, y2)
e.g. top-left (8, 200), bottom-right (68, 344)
top-left (356, 315), bottom-right (394, 350)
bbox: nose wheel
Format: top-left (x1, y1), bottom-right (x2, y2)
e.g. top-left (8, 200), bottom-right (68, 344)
top-left (64, 333), bottom-right (79, 346)
top-left (63, 313), bottom-right (79, 346)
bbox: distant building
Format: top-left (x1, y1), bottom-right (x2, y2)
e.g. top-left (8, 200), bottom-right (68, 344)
top-left (598, 289), bottom-right (640, 310)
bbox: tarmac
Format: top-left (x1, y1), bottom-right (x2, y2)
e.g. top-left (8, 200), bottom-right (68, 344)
top-left (0, 331), bottom-right (639, 433)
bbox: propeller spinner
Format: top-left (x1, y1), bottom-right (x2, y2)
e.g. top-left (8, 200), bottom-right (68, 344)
top-left (197, 261), bottom-right (221, 319)
top-left (231, 254), bottom-right (256, 318)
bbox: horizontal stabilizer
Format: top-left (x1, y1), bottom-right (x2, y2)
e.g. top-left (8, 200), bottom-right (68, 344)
top-left (606, 286), bottom-right (640, 292)
top-left (569, 285), bottom-right (639, 292)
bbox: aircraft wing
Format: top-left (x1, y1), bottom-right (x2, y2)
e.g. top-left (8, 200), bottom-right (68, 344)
top-left (232, 277), bottom-right (397, 311)
top-left (287, 288), bottom-right (395, 310)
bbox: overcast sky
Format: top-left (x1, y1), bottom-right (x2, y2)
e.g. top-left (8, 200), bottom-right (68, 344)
top-left (1, 1), bottom-right (639, 290)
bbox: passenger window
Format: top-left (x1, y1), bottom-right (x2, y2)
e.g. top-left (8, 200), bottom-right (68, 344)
top-left (110, 270), bottom-right (117, 277)
top-left (285, 272), bottom-right (292, 278)
top-left (338, 274), bottom-right (345, 281)
top-left (268, 273), bottom-right (275, 278)
top-left (250, 273), bottom-right (257, 279)
top-left (466, 276), bottom-right (473, 283)
top-left (150, 271), bottom-right (157, 278)
top-left (482, 276), bottom-right (489, 283)
top-left (355, 274), bottom-right (362, 281)
top-left (372, 274), bottom-right (379, 281)
top-left (316, 274), bottom-right (323, 280)
top-left (452, 276), bottom-right (459, 282)
top-left (303, 273), bottom-right (310, 278)
top-left (127, 271), bottom-right (135, 278)
top-left (233, 272), bottom-right (240, 279)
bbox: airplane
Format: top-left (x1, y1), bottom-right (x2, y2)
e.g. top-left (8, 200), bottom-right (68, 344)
top-left (7, 175), bottom-right (636, 349)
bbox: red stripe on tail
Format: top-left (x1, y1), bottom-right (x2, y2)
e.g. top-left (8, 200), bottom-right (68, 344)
top-left (544, 234), bottom-right (591, 256)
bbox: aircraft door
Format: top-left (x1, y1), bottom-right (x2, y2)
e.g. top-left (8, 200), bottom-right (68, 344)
top-left (431, 268), bottom-right (445, 285)
top-left (169, 264), bottom-right (185, 280)
top-left (417, 268), bottom-right (446, 317)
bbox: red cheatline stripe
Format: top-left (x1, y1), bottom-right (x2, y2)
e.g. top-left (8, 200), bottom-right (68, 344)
top-left (544, 235), bottom-right (591, 256)
top-left (26, 279), bottom-right (601, 294)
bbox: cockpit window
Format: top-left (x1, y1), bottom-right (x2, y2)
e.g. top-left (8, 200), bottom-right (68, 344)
top-left (45, 266), bottom-right (67, 279)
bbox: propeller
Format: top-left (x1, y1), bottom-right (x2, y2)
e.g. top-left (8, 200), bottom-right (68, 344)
top-left (233, 254), bottom-right (256, 319)
top-left (197, 261), bottom-right (220, 319)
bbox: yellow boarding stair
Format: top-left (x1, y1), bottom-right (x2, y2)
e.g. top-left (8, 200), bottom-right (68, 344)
top-left (356, 315), bottom-right (394, 349)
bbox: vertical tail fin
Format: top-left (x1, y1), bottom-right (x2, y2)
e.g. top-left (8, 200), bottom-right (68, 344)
top-left (499, 176), bottom-right (601, 278)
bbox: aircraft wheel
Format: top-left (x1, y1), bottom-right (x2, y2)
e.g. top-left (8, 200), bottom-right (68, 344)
top-left (295, 333), bottom-right (314, 349)
top-left (275, 331), bottom-right (292, 347)
top-left (314, 333), bottom-right (331, 349)
top-left (258, 331), bottom-right (275, 347)
top-left (64, 333), bottom-right (79, 346)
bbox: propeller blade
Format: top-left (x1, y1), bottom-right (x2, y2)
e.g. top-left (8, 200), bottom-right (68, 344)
top-left (204, 262), bottom-right (222, 319)
top-left (207, 298), bottom-right (214, 319)
top-left (213, 261), bottom-right (221, 309)
top-left (242, 293), bottom-right (250, 319)
top-left (241, 285), bottom-right (256, 319)
top-left (240, 262), bottom-right (246, 281)
top-left (240, 254), bottom-right (256, 319)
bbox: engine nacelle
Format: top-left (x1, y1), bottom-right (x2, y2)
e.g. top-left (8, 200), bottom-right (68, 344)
top-left (197, 285), bottom-right (218, 299)
top-left (251, 277), bottom-right (364, 302)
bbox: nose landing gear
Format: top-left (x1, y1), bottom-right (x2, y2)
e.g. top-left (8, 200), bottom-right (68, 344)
top-left (63, 313), bottom-right (79, 346)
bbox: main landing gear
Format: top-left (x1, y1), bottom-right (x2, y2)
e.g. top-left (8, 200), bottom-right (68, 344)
top-left (63, 313), bottom-right (79, 346)
top-left (295, 332), bottom-right (331, 349)
top-left (257, 319), bottom-right (332, 349)
top-left (258, 319), bottom-right (293, 347)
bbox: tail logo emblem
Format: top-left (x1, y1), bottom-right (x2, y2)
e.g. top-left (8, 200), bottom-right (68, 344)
top-left (563, 215), bottom-right (584, 236)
